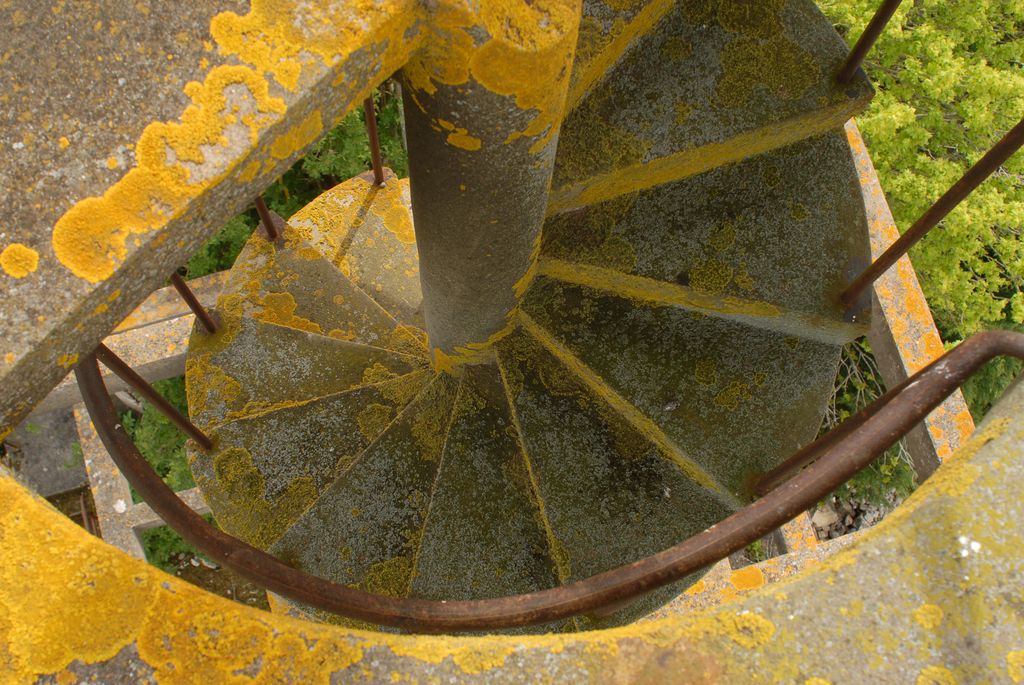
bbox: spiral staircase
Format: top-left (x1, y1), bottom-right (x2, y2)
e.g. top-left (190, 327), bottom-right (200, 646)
top-left (3, 0), bottom-right (1024, 681)
top-left (181, 0), bottom-right (873, 630)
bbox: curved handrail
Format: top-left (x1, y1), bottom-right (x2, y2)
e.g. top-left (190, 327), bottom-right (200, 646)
top-left (74, 331), bottom-right (1024, 632)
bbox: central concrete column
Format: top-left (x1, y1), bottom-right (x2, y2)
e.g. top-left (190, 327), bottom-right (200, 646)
top-left (400, 2), bottom-right (580, 370)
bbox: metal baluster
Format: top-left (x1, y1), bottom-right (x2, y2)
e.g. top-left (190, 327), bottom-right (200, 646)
top-left (254, 195), bottom-right (281, 241)
top-left (836, 0), bottom-right (903, 84)
top-left (169, 272), bottom-right (218, 334)
top-left (93, 344), bottom-right (213, 451)
top-left (363, 96), bottom-right (385, 186)
top-left (841, 117), bottom-right (1024, 309)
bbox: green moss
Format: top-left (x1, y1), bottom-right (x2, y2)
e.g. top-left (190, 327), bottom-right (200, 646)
top-left (140, 518), bottom-right (215, 573)
top-left (541, 194), bottom-right (638, 272)
top-left (716, 34), bottom-right (819, 108)
top-left (555, 86), bottom-right (650, 186)
top-left (716, 0), bottom-right (784, 38)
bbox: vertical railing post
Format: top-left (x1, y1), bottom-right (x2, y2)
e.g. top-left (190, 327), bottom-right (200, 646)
top-left (841, 117), bottom-right (1024, 308)
top-left (254, 196), bottom-right (281, 242)
top-left (836, 0), bottom-right (903, 84)
top-left (169, 272), bottom-right (218, 334)
top-left (363, 96), bottom-right (385, 186)
top-left (92, 344), bottom-right (213, 451)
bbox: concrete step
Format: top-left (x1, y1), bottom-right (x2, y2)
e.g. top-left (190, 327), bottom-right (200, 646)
top-left (568, 0), bottom-right (672, 111)
top-left (286, 171), bottom-right (424, 326)
top-left (186, 317), bottom-right (427, 431)
top-left (190, 369), bottom-right (432, 549)
top-left (550, 0), bottom-right (873, 213)
top-left (541, 130), bottom-right (872, 342)
top-left (411, 364), bottom-right (564, 631)
top-left (226, 232), bottom-right (406, 350)
top-left (268, 374), bottom-right (458, 624)
top-left (519, 278), bottom-right (840, 501)
top-left (497, 327), bottom-right (730, 629)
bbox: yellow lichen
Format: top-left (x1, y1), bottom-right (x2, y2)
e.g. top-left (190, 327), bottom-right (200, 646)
top-left (357, 403), bottom-right (396, 440)
top-left (730, 566), bottom-right (764, 591)
top-left (56, 353), bottom-right (78, 369)
top-left (690, 259), bottom-right (734, 295)
top-left (714, 381), bottom-right (752, 410)
top-left (209, 447), bottom-right (316, 548)
top-left (0, 243), bottom-right (40, 278)
top-left (452, 646), bottom-right (516, 674)
top-left (566, 0), bottom-right (674, 109)
top-left (255, 291), bottom-right (322, 333)
top-left (1008, 651), bottom-right (1024, 683)
top-left (716, 34), bottom-right (819, 109)
top-left (913, 604), bottom-right (943, 631)
top-left (52, 66), bottom-right (286, 283)
top-left (685, 611), bottom-right (776, 649)
top-left (916, 665), bottom-right (957, 685)
top-left (269, 109), bottom-right (323, 162)
top-left (695, 359), bottom-right (718, 387)
top-left (362, 362), bottom-right (400, 386)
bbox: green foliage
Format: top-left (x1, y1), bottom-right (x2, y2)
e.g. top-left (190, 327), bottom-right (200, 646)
top-left (120, 376), bottom-right (194, 502)
top-left (819, 0), bottom-right (1024, 417)
top-left (823, 340), bottom-right (918, 506)
top-left (745, 540), bottom-right (770, 563)
top-left (184, 84), bottom-right (408, 278)
top-left (141, 520), bottom-right (213, 573)
top-left (65, 441), bottom-right (84, 470)
top-left (185, 214), bottom-right (256, 279)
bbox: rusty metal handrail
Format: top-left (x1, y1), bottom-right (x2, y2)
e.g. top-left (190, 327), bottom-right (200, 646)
top-left (74, 331), bottom-right (1024, 632)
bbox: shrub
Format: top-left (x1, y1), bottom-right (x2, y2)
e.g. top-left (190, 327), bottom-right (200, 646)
top-left (819, 0), bottom-right (1024, 418)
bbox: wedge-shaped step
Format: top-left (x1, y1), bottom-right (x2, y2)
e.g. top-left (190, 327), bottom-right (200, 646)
top-left (189, 370), bottom-right (431, 549)
top-left (227, 228), bottom-right (424, 353)
top-left (541, 130), bottom-right (870, 341)
top-left (412, 365), bottom-right (561, 607)
top-left (550, 0), bottom-right (873, 212)
top-left (269, 374), bottom-right (458, 620)
top-left (568, 0), bottom-right (673, 109)
top-left (186, 318), bottom-right (426, 430)
top-left (498, 328), bottom-right (731, 627)
top-left (287, 173), bottom-right (423, 325)
top-left (521, 279), bottom-right (839, 499)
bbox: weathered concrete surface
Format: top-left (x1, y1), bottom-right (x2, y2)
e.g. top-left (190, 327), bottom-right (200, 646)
top-left (519, 278), bottom-right (839, 501)
top-left (398, 1), bottom-right (580, 367)
top-left (269, 374), bottom-right (458, 624)
top-left (497, 328), bottom-right (728, 628)
top-left (3, 408), bottom-right (84, 498)
top-left (287, 171), bottom-right (424, 326)
top-left (567, 0), bottom-right (671, 110)
top-left (115, 272), bottom-right (228, 334)
top-left (74, 405), bottom-right (144, 558)
top-left (409, 366), bottom-right (566, 630)
top-left (550, 0), bottom-right (874, 213)
top-left (846, 121), bottom-right (976, 479)
top-left (75, 403), bottom-right (211, 560)
top-left (2, 377), bottom-right (1022, 682)
top-left (541, 129), bottom-right (871, 341)
top-left (0, 0), bottom-right (426, 443)
top-left (191, 369), bottom-right (432, 550)
top-left (31, 272), bottom-right (225, 415)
